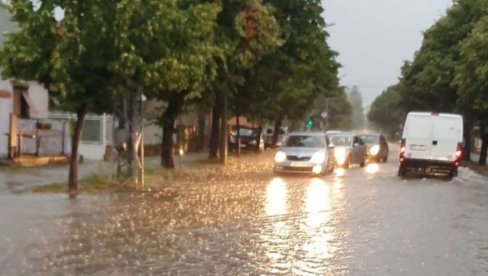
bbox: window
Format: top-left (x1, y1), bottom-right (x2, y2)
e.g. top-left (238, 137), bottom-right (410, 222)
top-left (285, 135), bottom-right (325, 148)
top-left (81, 118), bottom-right (103, 143)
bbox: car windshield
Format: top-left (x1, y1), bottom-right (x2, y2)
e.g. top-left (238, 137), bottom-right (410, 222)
top-left (233, 128), bottom-right (255, 137)
top-left (359, 135), bottom-right (379, 144)
top-left (329, 135), bottom-right (353, 146)
top-left (284, 135), bottom-right (325, 148)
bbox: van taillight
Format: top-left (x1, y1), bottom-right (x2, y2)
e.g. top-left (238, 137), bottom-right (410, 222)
top-left (454, 143), bottom-right (463, 167)
top-left (455, 143), bottom-right (463, 159)
top-left (399, 138), bottom-right (406, 163)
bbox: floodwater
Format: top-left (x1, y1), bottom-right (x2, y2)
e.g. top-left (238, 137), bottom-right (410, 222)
top-left (1, 151), bottom-right (488, 275)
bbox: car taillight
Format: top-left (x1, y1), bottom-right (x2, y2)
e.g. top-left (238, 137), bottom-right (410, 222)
top-left (454, 142), bottom-right (462, 167)
top-left (399, 138), bottom-right (406, 163)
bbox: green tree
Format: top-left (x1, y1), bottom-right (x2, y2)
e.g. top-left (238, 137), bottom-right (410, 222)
top-left (204, 0), bottom-right (282, 161)
top-left (456, 14), bottom-right (488, 164)
top-left (396, 0), bottom-right (488, 161)
top-left (110, 0), bottom-right (222, 169)
top-left (368, 85), bottom-right (404, 139)
top-left (234, 0), bottom-right (344, 143)
top-left (0, 0), bottom-right (119, 195)
top-left (347, 85), bottom-right (365, 130)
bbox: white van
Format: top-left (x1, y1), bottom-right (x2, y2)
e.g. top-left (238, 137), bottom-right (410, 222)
top-left (398, 112), bottom-right (463, 178)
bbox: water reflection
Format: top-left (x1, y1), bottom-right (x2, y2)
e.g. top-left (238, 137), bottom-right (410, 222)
top-left (265, 177), bottom-right (288, 216)
top-left (305, 178), bottom-right (331, 228)
top-left (262, 177), bottom-right (291, 272)
top-left (299, 178), bottom-right (337, 273)
top-left (365, 163), bottom-right (380, 174)
top-left (260, 176), bottom-right (346, 274)
top-left (335, 167), bottom-right (346, 177)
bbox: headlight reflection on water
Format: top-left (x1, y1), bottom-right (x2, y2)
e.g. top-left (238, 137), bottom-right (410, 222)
top-left (261, 177), bottom-right (345, 274)
top-left (305, 178), bottom-right (331, 228)
top-left (365, 163), bottom-right (380, 174)
top-left (265, 177), bottom-right (288, 216)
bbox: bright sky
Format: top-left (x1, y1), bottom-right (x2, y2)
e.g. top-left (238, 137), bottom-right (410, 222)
top-left (322, 0), bottom-right (453, 106)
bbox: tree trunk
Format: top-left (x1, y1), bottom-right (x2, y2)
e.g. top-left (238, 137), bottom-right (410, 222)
top-left (161, 117), bottom-right (175, 168)
top-left (196, 110), bottom-right (206, 151)
top-left (236, 114), bottom-right (240, 156)
top-left (479, 121), bottom-right (488, 165)
top-left (255, 125), bottom-right (262, 153)
top-left (68, 104), bottom-right (87, 198)
top-left (220, 91), bottom-right (228, 164)
top-left (463, 119), bottom-right (472, 162)
top-left (160, 96), bottom-right (184, 169)
top-left (271, 118), bottom-right (282, 148)
top-left (209, 96), bottom-right (222, 160)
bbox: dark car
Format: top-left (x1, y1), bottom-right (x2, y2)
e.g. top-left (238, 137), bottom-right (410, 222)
top-left (228, 126), bottom-right (264, 152)
top-left (358, 133), bottom-right (389, 163)
top-left (328, 133), bottom-right (368, 168)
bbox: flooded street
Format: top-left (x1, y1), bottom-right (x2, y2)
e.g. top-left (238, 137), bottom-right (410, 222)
top-left (1, 151), bottom-right (488, 275)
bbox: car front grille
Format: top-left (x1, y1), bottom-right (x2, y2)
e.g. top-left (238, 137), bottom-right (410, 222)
top-left (282, 166), bottom-right (313, 172)
top-left (287, 155), bottom-right (311, 161)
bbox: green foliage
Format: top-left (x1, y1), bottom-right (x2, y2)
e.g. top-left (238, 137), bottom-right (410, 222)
top-left (0, 0), bottom-right (117, 113)
top-left (347, 86), bottom-right (365, 130)
top-left (368, 85), bottom-right (404, 138)
top-left (112, 1), bottom-right (222, 101)
top-left (456, 14), bottom-right (488, 117)
top-left (397, 0), bottom-right (488, 114)
top-left (234, 0), bottom-right (345, 127)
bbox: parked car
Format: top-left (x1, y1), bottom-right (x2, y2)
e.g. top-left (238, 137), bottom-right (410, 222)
top-left (398, 112), bottom-right (463, 178)
top-left (228, 126), bottom-right (265, 152)
top-left (263, 126), bottom-right (287, 148)
top-left (273, 131), bottom-right (334, 175)
top-left (328, 133), bottom-right (367, 168)
top-left (358, 133), bottom-right (389, 163)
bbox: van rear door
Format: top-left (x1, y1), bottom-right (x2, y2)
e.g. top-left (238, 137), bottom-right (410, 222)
top-left (431, 115), bottom-right (462, 161)
top-left (403, 113), bottom-right (433, 160)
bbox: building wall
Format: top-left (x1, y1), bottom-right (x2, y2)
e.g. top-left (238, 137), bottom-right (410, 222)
top-left (49, 112), bottom-right (109, 160)
top-left (27, 82), bottom-right (49, 118)
top-left (0, 80), bottom-right (13, 157)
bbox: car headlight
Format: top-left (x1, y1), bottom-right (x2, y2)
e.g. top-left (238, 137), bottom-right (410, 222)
top-left (334, 147), bottom-right (347, 165)
top-left (274, 151), bottom-right (287, 163)
top-left (310, 152), bottom-right (326, 164)
top-left (369, 145), bottom-right (380, 156)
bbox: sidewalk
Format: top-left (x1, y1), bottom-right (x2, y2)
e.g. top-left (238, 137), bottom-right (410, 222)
top-left (0, 152), bottom-right (209, 193)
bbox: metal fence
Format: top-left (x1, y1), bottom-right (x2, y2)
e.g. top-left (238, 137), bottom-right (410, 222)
top-left (17, 118), bottom-right (69, 157)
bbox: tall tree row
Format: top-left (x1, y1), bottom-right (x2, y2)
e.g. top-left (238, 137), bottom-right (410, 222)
top-left (0, 0), bottom-right (349, 195)
top-left (368, 0), bottom-right (488, 164)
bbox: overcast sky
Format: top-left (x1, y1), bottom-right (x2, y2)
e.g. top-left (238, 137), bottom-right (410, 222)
top-left (322, 0), bottom-right (453, 106)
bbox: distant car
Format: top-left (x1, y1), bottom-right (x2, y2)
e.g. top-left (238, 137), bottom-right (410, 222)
top-left (263, 126), bottom-right (287, 148)
top-left (229, 126), bottom-right (264, 152)
top-left (325, 130), bottom-right (343, 135)
top-left (358, 133), bottom-right (389, 163)
top-left (273, 132), bottom-right (334, 175)
top-left (328, 133), bottom-right (367, 168)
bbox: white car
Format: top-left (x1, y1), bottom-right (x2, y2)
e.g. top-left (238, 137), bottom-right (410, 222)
top-left (273, 132), bottom-right (334, 175)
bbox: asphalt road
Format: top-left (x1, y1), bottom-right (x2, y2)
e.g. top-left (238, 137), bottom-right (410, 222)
top-left (1, 148), bottom-right (488, 275)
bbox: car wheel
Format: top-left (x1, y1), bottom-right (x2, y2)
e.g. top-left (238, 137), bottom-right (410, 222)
top-left (398, 167), bottom-right (406, 178)
top-left (360, 157), bottom-right (366, 167)
top-left (383, 155), bottom-right (388, 163)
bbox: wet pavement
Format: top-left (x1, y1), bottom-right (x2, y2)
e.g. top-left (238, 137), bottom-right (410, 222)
top-left (1, 149), bottom-right (488, 275)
